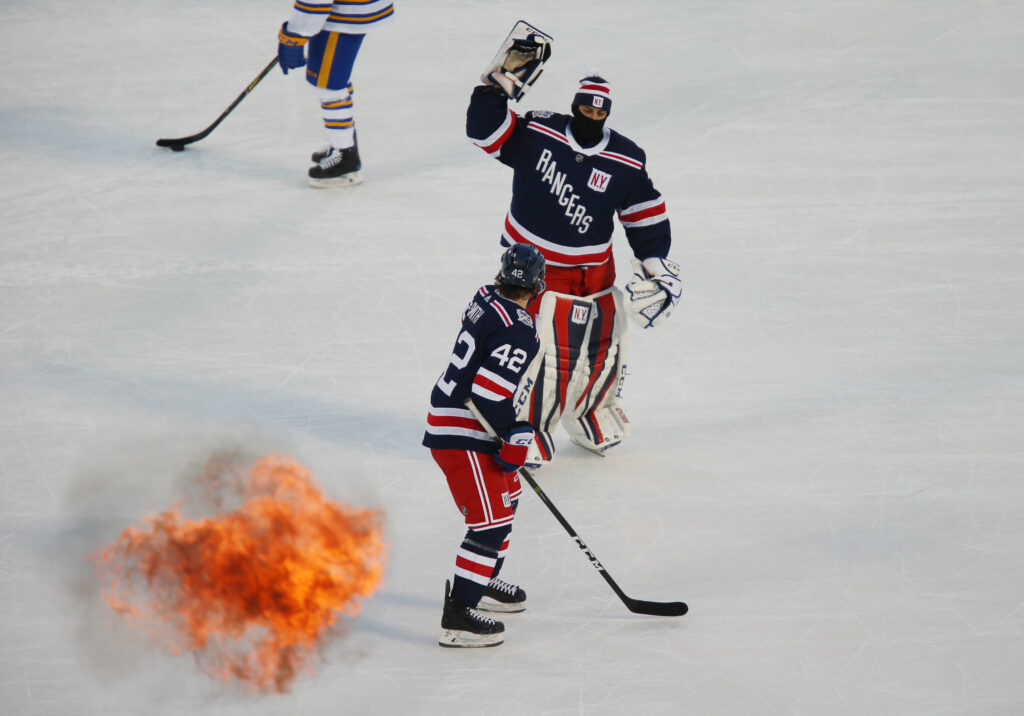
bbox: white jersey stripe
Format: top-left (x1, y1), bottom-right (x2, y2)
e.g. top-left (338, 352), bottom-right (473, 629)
top-left (621, 197), bottom-right (665, 216)
top-left (429, 407), bottom-right (477, 419)
top-left (489, 300), bottom-right (513, 327)
top-left (620, 213), bottom-right (668, 229)
top-left (424, 424), bottom-right (493, 440)
top-left (470, 384), bottom-right (507, 402)
top-left (472, 108), bottom-right (516, 155)
top-left (506, 211), bottom-right (612, 260)
top-left (476, 367), bottom-right (517, 394)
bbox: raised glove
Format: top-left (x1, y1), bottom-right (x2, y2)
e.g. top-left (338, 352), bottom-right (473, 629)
top-left (494, 424), bottom-right (536, 473)
top-left (624, 257), bottom-right (682, 329)
top-left (277, 23), bottom-right (308, 75)
top-left (481, 36), bottom-right (552, 101)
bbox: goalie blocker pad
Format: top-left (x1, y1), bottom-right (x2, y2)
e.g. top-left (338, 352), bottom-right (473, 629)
top-left (514, 288), bottom-right (631, 463)
top-left (482, 20), bottom-right (553, 101)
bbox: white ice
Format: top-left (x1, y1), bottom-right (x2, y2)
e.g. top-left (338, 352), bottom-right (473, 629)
top-left (2, 1), bottom-right (1023, 714)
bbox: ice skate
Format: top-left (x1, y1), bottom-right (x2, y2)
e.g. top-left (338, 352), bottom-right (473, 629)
top-left (439, 580), bottom-right (505, 648)
top-left (478, 577), bottom-right (526, 613)
top-left (312, 132), bottom-right (357, 163)
top-left (310, 144), bottom-right (332, 163)
top-left (308, 145), bottom-right (362, 188)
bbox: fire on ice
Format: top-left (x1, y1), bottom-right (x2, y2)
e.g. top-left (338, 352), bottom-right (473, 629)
top-left (91, 454), bottom-right (387, 693)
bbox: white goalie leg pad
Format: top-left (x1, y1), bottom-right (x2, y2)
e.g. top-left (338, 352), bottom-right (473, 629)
top-left (562, 288), bottom-right (632, 454)
top-left (514, 290), bottom-right (599, 465)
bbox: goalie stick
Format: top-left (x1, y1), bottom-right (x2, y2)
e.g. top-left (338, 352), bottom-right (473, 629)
top-left (466, 400), bottom-right (688, 617)
top-left (156, 57), bottom-right (279, 151)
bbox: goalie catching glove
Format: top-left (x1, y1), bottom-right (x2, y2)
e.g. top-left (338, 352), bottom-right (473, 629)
top-left (624, 257), bottom-right (682, 329)
top-left (494, 424), bottom-right (536, 473)
top-left (482, 22), bottom-right (553, 101)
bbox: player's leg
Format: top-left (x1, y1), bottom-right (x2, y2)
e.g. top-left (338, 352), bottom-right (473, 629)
top-left (431, 449), bottom-right (517, 647)
top-left (306, 32), bottom-right (365, 186)
top-left (477, 496), bottom-right (527, 613)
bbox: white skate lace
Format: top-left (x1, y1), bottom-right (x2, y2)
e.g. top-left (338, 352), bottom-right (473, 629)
top-left (488, 578), bottom-right (519, 596)
top-left (467, 607), bottom-right (497, 626)
top-left (319, 148), bottom-right (347, 168)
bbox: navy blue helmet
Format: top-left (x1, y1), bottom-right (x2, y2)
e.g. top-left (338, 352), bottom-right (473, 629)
top-left (499, 244), bottom-right (546, 294)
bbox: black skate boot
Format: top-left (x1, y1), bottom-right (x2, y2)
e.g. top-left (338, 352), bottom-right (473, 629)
top-left (311, 132), bottom-right (358, 163)
top-left (308, 145), bottom-right (362, 188)
top-left (478, 576), bottom-right (527, 613)
top-left (439, 580), bottom-right (504, 648)
top-left (311, 144), bottom-right (332, 163)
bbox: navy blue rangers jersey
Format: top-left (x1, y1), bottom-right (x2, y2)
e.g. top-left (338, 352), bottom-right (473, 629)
top-left (423, 286), bottom-right (541, 454)
top-left (466, 87), bottom-right (671, 269)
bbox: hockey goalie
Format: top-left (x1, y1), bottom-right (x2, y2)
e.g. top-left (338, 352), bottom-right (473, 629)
top-left (467, 23), bottom-right (683, 466)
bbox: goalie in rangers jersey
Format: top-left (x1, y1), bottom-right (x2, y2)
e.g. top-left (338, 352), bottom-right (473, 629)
top-left (467, 57), bottom-right (683, 466)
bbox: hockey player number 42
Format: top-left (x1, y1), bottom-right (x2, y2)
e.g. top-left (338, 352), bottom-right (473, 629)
top-left (489, 344), bottom-right (529, 372)
top-left (436, 333), bottom-right (527, 396)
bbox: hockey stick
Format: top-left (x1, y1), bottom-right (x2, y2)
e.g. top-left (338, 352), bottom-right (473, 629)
top-left (156, 57), bottom-right (279, 151)
top-left (517, 467), bottom-right (687, 617)
top-left (465, 400), bottom-right (687, 617)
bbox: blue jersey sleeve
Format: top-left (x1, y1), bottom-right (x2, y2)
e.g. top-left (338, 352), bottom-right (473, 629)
top-left (617, 148), bottom-right (672, 260)
top-left (466, 86), bottom-right (531, 170)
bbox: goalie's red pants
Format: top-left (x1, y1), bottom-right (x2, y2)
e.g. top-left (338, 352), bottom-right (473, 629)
top-left (526, 259), bottom-right (615, 315)
top-left (431, 449), bottom-right (522, 530)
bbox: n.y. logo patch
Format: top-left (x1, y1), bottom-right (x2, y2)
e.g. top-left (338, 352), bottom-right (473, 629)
top-left (587, 168), bottom-right (611, 193)
top-left (571, 304), bottom-right (590, 325)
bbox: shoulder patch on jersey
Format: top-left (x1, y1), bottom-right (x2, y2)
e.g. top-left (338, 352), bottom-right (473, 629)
top-left (465, 301), bottom-right (485, 324)
top-left (530, 110), bottom-right (554, 119)
top-left (517, 308), bottom-right (535, 328)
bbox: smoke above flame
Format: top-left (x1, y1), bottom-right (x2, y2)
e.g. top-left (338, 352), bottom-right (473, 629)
top-left (92, 453), bottom-right (387, 693)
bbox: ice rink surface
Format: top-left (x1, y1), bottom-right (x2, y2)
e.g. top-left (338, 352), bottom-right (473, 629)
top-left (2, 1), bottom-right (1023, 714)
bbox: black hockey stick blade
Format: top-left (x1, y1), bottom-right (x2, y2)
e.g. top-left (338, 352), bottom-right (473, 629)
top-left (157, 56), bottom-right (279, 151)
top-left (519, 468), bottom-right (688, 617)
top-left (623, 596), bottom-right (688, 617)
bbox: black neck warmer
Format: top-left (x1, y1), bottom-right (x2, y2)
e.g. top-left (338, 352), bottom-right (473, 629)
top-left (569, 106), bottom-right (607, 147)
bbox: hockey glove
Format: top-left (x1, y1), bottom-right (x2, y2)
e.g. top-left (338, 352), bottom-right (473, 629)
top-left (624, 257), bottom-right (682, 329)
top-left (482, 37), bottom-right (552, 101)
top-left (494, 424), bottom-right (536, 473)
top-left (278, 23), bottom-right (308, 75)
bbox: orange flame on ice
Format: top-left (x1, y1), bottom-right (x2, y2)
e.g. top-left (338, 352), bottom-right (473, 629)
top-left (92, 454), bottom-right (387, 693)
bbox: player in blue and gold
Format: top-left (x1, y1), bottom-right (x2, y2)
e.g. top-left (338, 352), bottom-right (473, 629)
top-left (277, 1), bottom-right (395, 187)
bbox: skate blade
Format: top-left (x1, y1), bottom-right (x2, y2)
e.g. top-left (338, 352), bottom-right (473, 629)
top-left (477, 597), bottom-right (526, 614)
top-left (308, 171), bottom-right (363, 189)
top-left (438, 629), bottom-right (504, 648)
